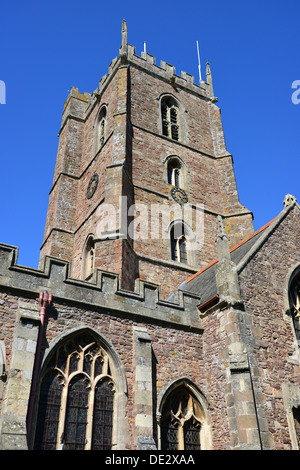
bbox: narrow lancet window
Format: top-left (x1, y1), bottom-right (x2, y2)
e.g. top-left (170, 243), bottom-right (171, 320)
top-left (289, 272), bottom-right (300, 343)
top-left (97, 106), bottom-right (107, 148)
top-left (167, 159), bottom-right (182, 188)
top-left (82, 236), bottom-right (95, 280)
top-left (170, 223), bottom-right (189, 264)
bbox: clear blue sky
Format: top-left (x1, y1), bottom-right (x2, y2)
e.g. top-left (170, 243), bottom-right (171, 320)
top-left (0, 0), bottom-right (299, 268)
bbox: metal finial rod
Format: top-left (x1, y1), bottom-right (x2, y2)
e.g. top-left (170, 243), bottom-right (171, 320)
top-left (196, 40), bottom-right (202, 83)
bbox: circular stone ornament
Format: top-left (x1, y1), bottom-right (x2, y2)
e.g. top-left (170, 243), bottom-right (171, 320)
top-left (87, 173), bottom-right (99, 199)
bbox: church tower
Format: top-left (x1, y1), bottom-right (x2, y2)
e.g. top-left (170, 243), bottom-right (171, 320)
top-left (39, 21), bottom-right (253, 298)
top-left (1, 20), bottom-right (300, 453)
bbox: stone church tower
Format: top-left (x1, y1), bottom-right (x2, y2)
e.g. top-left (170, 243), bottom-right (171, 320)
top-left (39, 20), bottom-right (253, 299)
top-left (0, 21), bottom-right (300, 452)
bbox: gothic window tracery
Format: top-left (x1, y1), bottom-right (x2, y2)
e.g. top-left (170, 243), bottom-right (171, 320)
top-left (160, 385), bottom-right (202, 450)
top-left (33, 332), bottom-right (115, 450)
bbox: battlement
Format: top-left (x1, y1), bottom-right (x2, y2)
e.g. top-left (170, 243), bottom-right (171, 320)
top-left (0, 243), bottom-right (202, 331)
top-left (94, 43), bottom-right (215, 102)
top-left (63, 22), bottom-right (216, 120)
top-left (127, 44), bottom-right (213, 99)
top-left (63, 87), bottom-right (91, 107)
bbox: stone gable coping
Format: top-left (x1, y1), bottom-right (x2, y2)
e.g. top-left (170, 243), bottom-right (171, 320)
top-left (236, 195), bottom-right (299, 274)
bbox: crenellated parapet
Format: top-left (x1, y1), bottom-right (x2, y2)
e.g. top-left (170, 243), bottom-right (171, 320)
top-left (61, 20), bottom-right (216, 129)
top-left (0, 243), bottom-right (202, 332)
top-left (93, 43), bottom-right (215, 103)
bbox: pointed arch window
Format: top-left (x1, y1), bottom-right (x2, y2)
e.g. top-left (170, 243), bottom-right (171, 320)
top-left (82, 236), bottom-right (95, 280)
top-left (289, 271), bottom-right (300, 343)
top-left (33, 331), bottom-right (115, 450)
top-left (97, 106), bottom-right (107, 149)
top-left (170, 223), bottom-right (189, 264)
top-left (161, 97), bottom-right (179, 141)
top-left (178, 235), bottom-right (188, 264)
top-left (160, 385), bottom-right (202, 450)
top-left (293, 406), bottom-right (300, 447)
top-left (167, 159), bottom-right (182, 188)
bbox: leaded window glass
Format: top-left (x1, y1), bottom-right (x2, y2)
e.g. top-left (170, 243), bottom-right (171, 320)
top-left (34, 372), bottom-right (63, 450)
top-left (92, 379), bottom-right (115, 450)
top-left (183, 417), bottom-right (201, 450)
top-left (161, 418), bottom-right (179, 450)
top-left (63, 376), bottom-right (90, 450)
top-left (33, 332), bottom-right (115, 450)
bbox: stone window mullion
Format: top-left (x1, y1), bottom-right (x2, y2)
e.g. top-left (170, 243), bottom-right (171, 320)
top-left (85, 384), bottom-right (95, 450)
top-left (57, 378), bottom-right (68, 449)
top-left (177, 422), bottom-right (185, 450)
